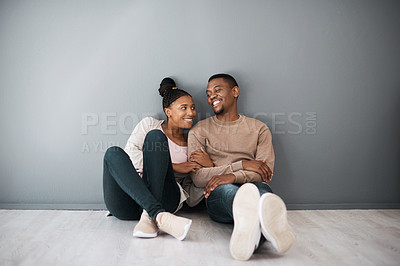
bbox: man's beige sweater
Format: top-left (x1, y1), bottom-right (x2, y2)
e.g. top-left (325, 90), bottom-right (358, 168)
top-left (188, 115), bottom-right (275, 188)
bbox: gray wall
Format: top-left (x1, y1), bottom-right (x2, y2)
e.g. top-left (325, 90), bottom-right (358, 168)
top-left (0, 0), bottom-right (399, 209)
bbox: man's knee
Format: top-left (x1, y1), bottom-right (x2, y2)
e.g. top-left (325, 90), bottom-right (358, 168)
top-left (209, 184), bottom-right (239, 201)
top-left (253, 182), bottom-right (273, 195)
top-left (205, 184), bottom-right (239, 224)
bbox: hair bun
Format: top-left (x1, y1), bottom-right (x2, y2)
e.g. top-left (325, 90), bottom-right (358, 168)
top-left (159, 77), bottom-right (176, 97)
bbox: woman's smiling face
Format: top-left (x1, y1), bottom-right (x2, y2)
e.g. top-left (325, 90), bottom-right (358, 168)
top-left (165, 95), bottom-right (196, 129)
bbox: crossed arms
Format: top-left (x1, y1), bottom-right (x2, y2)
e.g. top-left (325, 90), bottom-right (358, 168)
top-left (188, 123), bottom-right (275, 198)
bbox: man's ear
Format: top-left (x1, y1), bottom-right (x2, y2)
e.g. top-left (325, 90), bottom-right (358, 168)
top-left (232, 86), bottom-right (239, 99)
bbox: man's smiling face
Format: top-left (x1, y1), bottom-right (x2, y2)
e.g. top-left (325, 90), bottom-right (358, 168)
top-left (206, 78), bottom-right (238, 115)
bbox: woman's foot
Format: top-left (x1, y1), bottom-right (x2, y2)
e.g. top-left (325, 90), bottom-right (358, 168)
top-left (156, 212), bottom-right (192, 241)
top-left (133, 210), bottom-right (159, 238)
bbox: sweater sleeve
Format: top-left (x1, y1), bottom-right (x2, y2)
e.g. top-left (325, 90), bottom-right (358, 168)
top-left (124, 117), bottom-right (158, 175)
top-left (190, 163), bottom-right (243, 187)
top-left (232, 124), bottom-right (275, 183)
top-left (188, 127), bottom-right (243, 187)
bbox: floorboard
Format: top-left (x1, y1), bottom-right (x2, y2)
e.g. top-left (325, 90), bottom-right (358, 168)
top-left (0, 209), bottom-right (399, 265)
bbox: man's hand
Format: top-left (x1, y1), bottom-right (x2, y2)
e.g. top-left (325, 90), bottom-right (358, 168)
top-left (189, 147), bottom-right (214, 168)
top-left (242, 160), bottom-right (273, 182)
top-left (172, 162), bottom-right (202, 174)
top-left (203, 174), bottom-right (235, 198)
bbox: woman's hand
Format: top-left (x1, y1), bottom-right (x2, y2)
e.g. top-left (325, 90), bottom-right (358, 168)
top-left (173, 162), bottom-right (202, 174)
top-left (189, 147), bottom-right (214, 168)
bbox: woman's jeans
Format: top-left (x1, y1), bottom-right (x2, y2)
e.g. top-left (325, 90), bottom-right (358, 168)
top-left (103, 130), bottom-right (180, 221)
top-left (205, 182), bottom-right (273, 224)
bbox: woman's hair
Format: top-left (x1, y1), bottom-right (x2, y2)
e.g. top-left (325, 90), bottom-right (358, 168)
top-left (158, 77), bottom-right (191, 109)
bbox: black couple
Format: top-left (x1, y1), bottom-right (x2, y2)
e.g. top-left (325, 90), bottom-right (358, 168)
top-left (103, 74), bottom-right (295, 261)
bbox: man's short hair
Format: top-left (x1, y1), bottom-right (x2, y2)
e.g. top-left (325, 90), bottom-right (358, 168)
top-left (208, 73), bottom-right (239, 88)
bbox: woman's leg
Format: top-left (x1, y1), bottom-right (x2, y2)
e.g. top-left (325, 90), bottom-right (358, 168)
top-left (103, 146), bottom-right (165, 221)
top-left (142, 130), bottom-right (180, 213)
top-left (103, 148), bottom-right (141, 220)
top-left (138, 130), bottom-right (191, 240)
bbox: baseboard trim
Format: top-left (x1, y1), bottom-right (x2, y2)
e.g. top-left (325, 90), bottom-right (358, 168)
top-left (0, 202), bottom-right (399, 210)
top-left (286, 203), bottom-right (400, 210)
top-left (0, 203), bottom-right (107, 210)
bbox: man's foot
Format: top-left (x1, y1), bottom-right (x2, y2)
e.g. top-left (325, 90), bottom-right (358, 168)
top-left (259, 193), bottom-right (295, 253)
top-left (156, 212), bottom-right (192, 241)
top-left (229, 183), bottom-right (261, 261)
top-left (133, 210), bottom-right (159, 238)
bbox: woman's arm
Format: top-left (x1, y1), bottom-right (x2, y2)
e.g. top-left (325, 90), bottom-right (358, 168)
top-left (172, 162), bottom-right (202, 174)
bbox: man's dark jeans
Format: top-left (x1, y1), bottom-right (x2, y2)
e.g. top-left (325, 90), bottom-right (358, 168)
top-left (205, 182), bottom-right (273, 224)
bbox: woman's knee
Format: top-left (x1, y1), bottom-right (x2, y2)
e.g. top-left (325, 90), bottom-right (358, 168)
top-left (143, 130), bottom-right (169, 153)
top-left (145, 129), bottom-right (167, 142)
top-left (104, 146), bottom-right (125, 161)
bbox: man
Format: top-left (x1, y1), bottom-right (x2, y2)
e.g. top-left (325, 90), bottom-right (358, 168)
top-left (188, 74), bottom-right (295, 261)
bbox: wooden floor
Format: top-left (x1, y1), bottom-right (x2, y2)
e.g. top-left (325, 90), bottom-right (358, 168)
top-left (0, 209), bottom-right (399, 266)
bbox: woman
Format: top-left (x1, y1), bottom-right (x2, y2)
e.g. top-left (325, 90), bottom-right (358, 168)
top-left (103, 77), bottom-right (212, 241)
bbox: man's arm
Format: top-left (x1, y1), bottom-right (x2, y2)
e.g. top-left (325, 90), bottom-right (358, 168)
top-left (190, 165), bottom-right (241, 187)
top-left (188, 129), bottom-right (243, 187)
top-left (255, 125), bottom-right (275, 172)
top-left (188, 122), bottom-right (275, 187)
top-left (232, 124), bottom-right (275, 183)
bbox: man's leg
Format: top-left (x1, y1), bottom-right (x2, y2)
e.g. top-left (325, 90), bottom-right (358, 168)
top-left (205, 184), bottom-right (239, 223)
top-left (206, 183), bottom-right (262, 261)
top-left (253, 182), bottom-right (273, 195)
top-left (229, 183), bottom-right (262, 260)
top-left (256, 182), bottom-right (295, 254)
top-left (205, 182), bottom-right (273, 224)
top-left (246, 182), bottom-right (273, 245)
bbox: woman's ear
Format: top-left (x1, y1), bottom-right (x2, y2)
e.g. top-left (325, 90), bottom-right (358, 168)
top-left (165, 108), bottom-right (171, 118)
